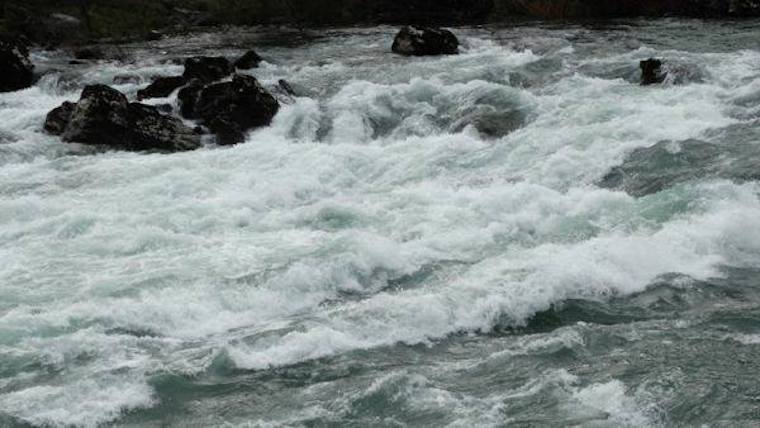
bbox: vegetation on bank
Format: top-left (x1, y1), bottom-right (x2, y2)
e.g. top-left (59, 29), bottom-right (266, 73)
top-left (2, 0), bottom-right (758, 44)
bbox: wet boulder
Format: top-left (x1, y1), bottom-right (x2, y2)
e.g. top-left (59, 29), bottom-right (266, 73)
top-left (0, 35), bottom-right (34, 92)
top-left (137, 76), bottom-right (187, 100)
top-left (640, 58), bottom-right (666, 85)
top-left (234, 50), bottom-right (263, 69)
top-left (183, 56), bottom-right (234, 84)
top-left (126, 103), bottom-right (202, 152)
top-left (193, 75), bottom-right (280, 145)
top-left (50, 84), bottom-right (200, 153)
top-left (44, 101), bottom-right (76, 135)
top-left (62, 85), bottom-right (131, 147)
top-left (392, 26), bottom-right (459, 56)
top-left (177, 79), bottom-right (205, 119)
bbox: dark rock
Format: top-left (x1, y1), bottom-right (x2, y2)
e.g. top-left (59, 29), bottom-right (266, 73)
top-left (155, 104), bottom-right (174, 114)
top-left (194, 75), bottom-right (280, 145)
top-left (177, 79), bottom-right (205, 119)
top-left (235, 50), bottom-right (263, 69)
top-left (137, 76), bottom-right (187, 100)
top-left (53, 84), bottom-right (200, 153)
top-left (127, 103), bottom-right (201, 152)
top-left (68, 60), bottom-right (86, 65)
top-left (74, 47), bottom-right (105, 60)
top-left (640, 58), bottom-right (666, 86)
top-left (392, 26), bottom-right (459, 56)
top-left (183, 56), bottom-right (233, 84)
top-left (278, 79), bottom-right (297, 97)
top-left (146, 30), bottom-right (163, 41)
top-left (44, 101), bottom-right (76, 135)
top-left (0, 35), bottom-right (34, 93)
top-left (729, 0), bottom-right (760, 15)
top-left (62, 85), bottom-right (131, 147)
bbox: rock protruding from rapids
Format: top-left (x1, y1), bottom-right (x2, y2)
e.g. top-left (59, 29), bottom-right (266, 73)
top-left (189, 75), bottom-right (280, 145)
top-left (44, 101), bottom-right (76, 135)
top-left (392, 26), bottom-right (459, 56)
top-left (177, 79), bottom-right (204, 119)
top-left (640, 58), bottom-right (666, 85)
top-left (137, 76), bottom-right (188, 100)
top-left (235, 50), bottom-right (263, 69)
top-left (183, 56), bottom-right (234, 84)
top-left (48, 85), bottom-right (200, 153)
top-left (0, 35), bottom-right (34, 93)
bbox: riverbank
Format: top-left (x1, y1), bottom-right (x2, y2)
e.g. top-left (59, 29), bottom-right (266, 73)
top-left (3, 0), bottom-right (760, 46)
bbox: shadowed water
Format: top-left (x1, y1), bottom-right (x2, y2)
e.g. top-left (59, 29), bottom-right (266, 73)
top-left (1, 19), bottom-right (760, 427)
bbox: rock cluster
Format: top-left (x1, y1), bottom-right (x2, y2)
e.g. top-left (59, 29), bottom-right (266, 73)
top-left (45, 85), bottom-right (201, 152)
top-left (45, 50), bottom-right (280, 152)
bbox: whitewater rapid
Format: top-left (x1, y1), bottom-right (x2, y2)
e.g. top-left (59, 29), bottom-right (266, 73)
top-left (1, 21), bottom-right (760, 427)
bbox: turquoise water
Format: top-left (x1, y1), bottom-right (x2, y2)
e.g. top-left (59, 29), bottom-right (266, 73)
top-left (1, 19), bottom-right (760, 427)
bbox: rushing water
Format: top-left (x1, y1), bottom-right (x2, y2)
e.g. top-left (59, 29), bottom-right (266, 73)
top-left (1, 18), bottom-right (760, 427)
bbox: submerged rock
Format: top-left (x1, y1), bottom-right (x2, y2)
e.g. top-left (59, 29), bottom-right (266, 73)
top-left (44, 101), bottom-right (76, 135)
top-left (183, 56), bottom-right (234, 84)
top-left (600, 126), bottom-right (760, 196)
top-left (0, 35), bottom-right (34, 93)
top-left (49, 84), bottom-right (200, 153)
top-left (392, 26), bottom-right (459, 56)
top-left (193, 75), bottom-right (280, 145)
top-left (640, 58), bottom-right (666, 85)
top-left (113, 74), bottom-right (142, 85)
top-left (137, 76), bottom-right (187, 100)
top-left (234, 50), bottom-right (263, 69)
top-left (278, 79), bottom-right (297, 97)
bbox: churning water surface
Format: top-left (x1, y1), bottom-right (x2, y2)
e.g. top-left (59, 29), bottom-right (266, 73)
top-left (1, 19), bottom-right (760, 427)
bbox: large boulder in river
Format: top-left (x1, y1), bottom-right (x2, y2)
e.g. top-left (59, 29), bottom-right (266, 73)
top-left (391, 26), bottom-right (459, 56)
top-left (137, 76), bottom-right (187, 100)
top-left (640, 58), bottom-right (666, 85)
top-left (44, 101), bottom-right (76, 135)
top-left (234, 50), bottom-right (263, 69)
top-left (0, 35), bottom-right (34, 92)
top-left (192, 75), bottom-right (280, 145)
top-left (49, 85), bottom-right (200, 153)
top-left (183, 56), bottom-right (234, 84)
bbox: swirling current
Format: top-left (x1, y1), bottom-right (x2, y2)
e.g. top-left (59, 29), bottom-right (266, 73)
top-left (1, 19), bottom-right (760, 427)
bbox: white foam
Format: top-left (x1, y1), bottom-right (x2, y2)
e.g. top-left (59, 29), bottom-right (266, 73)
top-left (0, 378), bottom-right (155, 428)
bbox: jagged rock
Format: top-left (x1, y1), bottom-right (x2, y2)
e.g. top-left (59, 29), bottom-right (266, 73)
top-left (640, 58), bottom-right (666, 85)
top-left (183, 56), bottom-right (234, 83)
top-left (177, 79), bottom-right (204, 119)
top-left (137, 76), bottom-right (187, 100)
top-left (0, 35), bottom-right (34, 92)
top-left (392, 26), bottom-right (459, 56)
top-left (51, 84), bottom-right (200, 153)
top-left (193, 75), bottom-right (280, 145)
top-left (235, 50), bottom-right (263, 69)
top-left (61, 85), bottom-right (131, 147)
top-left (126, 103), bottom-right (201, 152)
top-left (44, 101), bottom-right (76, 135)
